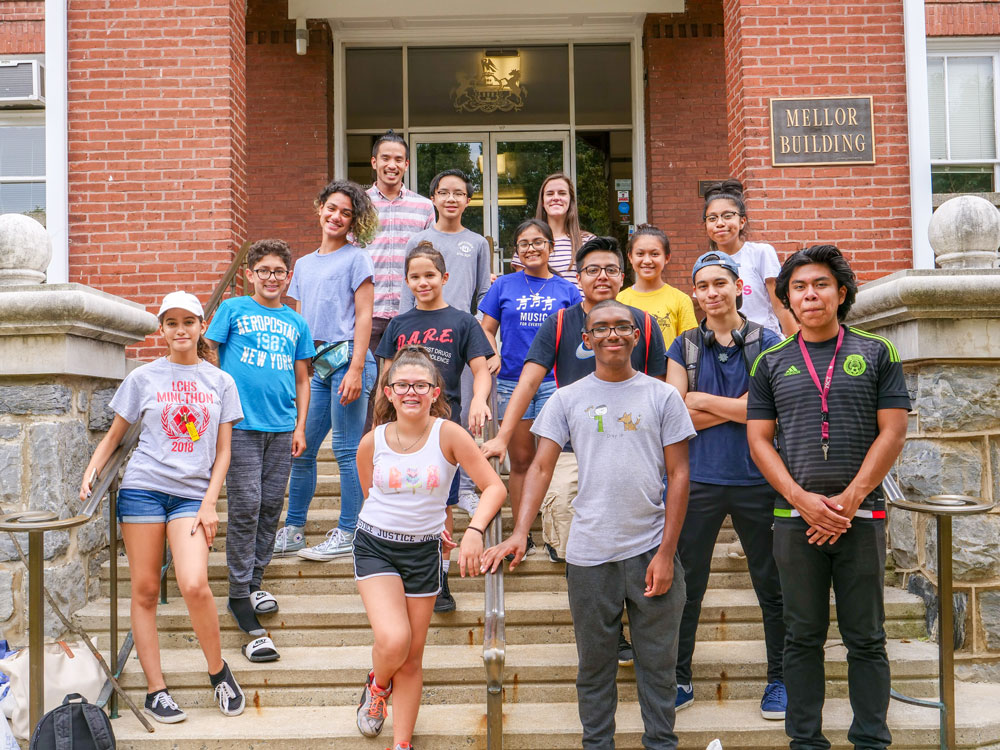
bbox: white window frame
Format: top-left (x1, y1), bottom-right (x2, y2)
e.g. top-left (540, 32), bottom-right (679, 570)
top-left (926, 38), bottom-right (1000, 191)
top-left (0, 109), bottom-right (46, 213)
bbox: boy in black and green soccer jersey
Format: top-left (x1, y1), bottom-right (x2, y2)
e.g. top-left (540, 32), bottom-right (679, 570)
top-left (746, 245), bottom-right (909, 750)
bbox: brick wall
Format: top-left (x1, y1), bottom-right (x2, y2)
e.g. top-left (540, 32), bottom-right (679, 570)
top-left (927, 1), bottom-right (1000, 37)
top-left (65, 0), bottom-right (248, 359)
top-left (246, 0), bottom-right (333, 264)
top-left (722, 0), bottom-right (912, 282)
top-left (0, 1), bottom-right (44, 55)
top-left (643, 5), bottom-right (730, 291)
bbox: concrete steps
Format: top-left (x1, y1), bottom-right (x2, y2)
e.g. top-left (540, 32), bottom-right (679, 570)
top-left (109, 684), bottom-right (1000, 750)
top-left (86, 452), bottom-right (1000, 749)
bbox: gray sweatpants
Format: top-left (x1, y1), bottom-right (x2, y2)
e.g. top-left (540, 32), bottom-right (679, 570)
top-left (566, 547), bottom-right (686, 750)
top-left (226, 429), bottom-right (293, 598)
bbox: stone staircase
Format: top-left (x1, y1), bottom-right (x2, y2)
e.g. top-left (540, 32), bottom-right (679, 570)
top-left (79, 450), bottom-right (1000, 749)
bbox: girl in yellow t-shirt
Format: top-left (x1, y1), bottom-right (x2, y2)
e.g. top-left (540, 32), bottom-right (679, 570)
top-left (617, 224), bottom-right (697, 349)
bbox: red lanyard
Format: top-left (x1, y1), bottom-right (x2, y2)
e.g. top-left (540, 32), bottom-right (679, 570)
top-left (796, 326), bottom-right (845, 461)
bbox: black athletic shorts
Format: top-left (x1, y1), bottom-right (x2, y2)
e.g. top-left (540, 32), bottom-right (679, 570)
top-left (352, 524), bottom-right (442, 598)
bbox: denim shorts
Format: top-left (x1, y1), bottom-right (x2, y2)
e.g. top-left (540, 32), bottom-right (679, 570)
top-left (496, 377), bottom-right (557, 421)
top-left (117, 488), bottom-right (202, 524)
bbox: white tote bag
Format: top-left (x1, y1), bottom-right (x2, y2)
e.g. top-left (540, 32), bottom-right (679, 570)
top-left (0, 641), bottom-right (104, 739)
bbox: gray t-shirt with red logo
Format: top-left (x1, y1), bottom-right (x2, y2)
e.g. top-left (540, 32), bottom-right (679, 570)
top-left (110, 357), bottom-right (243, 500)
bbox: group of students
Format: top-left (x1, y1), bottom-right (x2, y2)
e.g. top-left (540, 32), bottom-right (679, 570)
top-left (78, 128), bottom-right (909, 750)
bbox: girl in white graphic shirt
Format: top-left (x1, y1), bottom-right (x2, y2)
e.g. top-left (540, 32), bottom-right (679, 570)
top-left (79, 291), bottom-right (245, 724)
top-left (353, 345), bottom-right (506, 750)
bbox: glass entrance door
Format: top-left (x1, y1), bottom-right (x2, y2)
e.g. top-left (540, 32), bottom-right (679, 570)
top-left (411, 132), bottom-right (570, 274)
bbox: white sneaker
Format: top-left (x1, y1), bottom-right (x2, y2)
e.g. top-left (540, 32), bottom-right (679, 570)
top-left (457, 491), bottom-right (480, 515)
top-left (273, 524), bottom-right (306, 557)
top-left (297, 528), bottom-right (355, 561)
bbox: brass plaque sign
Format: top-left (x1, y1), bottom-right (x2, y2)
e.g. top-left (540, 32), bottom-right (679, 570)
top-left (769, 96), bottom-right (875, 167)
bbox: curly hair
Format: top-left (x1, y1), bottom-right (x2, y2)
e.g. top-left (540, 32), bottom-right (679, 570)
top-left (314, 179), bottom-right (380, 247)
top-left (775, 244), bottom-right (858, 321)
top-left (372, 346), bottom-right (451, 427)
top-left (246, 238), bottom-right (292, 271)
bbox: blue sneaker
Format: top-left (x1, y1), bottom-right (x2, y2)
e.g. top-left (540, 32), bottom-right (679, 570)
top-left (675, 683), bottom-right (694, 711)
top-left (760, 680), bottom-right (786, 720)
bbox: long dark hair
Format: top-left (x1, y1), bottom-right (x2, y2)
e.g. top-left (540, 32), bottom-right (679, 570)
top-left (513, 218), bottom-right (559, 277)
top-left (626, 223), bottom-right (670, 258)
top-left (775, 244), bottom-right (858, 321)
top-left (703, 179), bottom-right (748, 250)
top-left (372, 346), bottom-right (451, 427)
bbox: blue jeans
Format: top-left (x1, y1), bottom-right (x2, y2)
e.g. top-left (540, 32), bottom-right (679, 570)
top-left (285, 349), bottom-right (376, 531)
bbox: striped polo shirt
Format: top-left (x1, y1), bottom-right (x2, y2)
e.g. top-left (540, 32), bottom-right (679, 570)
top-left (747, 326), bottom-right (910, 517)
top-left (366, 185), bottom-right (435, 319)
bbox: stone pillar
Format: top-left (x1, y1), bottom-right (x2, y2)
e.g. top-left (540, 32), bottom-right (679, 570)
top-left (848, 195), bottom-right (1000, 678)
top-left (0, 214), bottom-right (157, 641)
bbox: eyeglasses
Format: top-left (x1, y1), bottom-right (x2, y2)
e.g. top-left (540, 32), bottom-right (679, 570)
top-left (585, 324), bottom-right (637, 339)
top-left (704, 211), bottom-right (742, 224)
top-left (388, 381), bottom-right (434, 395)
top-left (515, 238), bottom-right (551, 251)
top-left (253, 268), bottom-right (289, 280)
top-left (434, 190), bottom-right (468, 200)
top-left (580, 265), bottom-right (623, 278)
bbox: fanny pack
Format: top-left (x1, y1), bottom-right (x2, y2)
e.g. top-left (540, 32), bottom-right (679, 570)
top-left (312, 341), bottom-right (350, 380)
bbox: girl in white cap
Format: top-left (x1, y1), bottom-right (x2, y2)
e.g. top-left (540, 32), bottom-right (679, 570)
top-left (79, 291), bottom-right (246, 723)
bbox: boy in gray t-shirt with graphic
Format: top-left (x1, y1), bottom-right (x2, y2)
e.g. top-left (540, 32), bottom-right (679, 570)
top-left (484, 299), bottom-right (695, 750)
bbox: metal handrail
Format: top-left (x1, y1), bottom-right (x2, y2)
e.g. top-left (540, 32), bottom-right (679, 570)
top-left (883, 472), bottom-right (995, 750)
top-left (482, 383), bottom-right (505, 750)
top-left (0, 240), bottom-right (251, 731)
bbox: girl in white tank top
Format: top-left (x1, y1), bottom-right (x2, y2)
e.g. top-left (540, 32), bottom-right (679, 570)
top-left (353, 345), bottom-right (506, 750)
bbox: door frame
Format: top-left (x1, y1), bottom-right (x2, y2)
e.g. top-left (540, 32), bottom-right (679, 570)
top-left (410, 130), bottom-right (571, 273)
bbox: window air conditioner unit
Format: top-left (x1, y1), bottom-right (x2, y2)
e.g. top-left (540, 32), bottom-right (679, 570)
top-left (0, 60), bottom-right (45, 108)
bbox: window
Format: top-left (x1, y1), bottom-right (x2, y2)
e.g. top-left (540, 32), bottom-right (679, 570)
top-left (0, 112), bottom-right (46, 224)
top-left (927, 50), bottom-right (998, 194)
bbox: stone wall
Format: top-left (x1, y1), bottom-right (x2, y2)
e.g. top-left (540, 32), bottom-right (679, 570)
top-left (889, 363), bottom-right (1000, 677)
top-left (0, 377), bottom-right (117, 641)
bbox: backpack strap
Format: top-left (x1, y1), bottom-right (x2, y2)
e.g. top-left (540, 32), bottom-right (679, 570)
top-left (680, 327), bottom-right (702, 393)
top-left (53, 709), bottom-right (74, 750)
top-left (553, 308), bottom-right (564, 388)
top-left (81, 704), bottom-right (116, 750)
top-left (643, 313), bottom-right (652, 374)
top-left (739, 321), bottom-right (765, 377)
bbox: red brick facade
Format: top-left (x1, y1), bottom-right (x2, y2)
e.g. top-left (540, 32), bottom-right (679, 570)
top-left (0, 1), bottom-right (44, 55)
top-left (6, 0), bottom-right (995, 357)
top-left (721, 0), bottom-right (912, 282)
top-left (643, 5), bottom-right (730, 291)
top-left (245, 2), bottom-right (333, 264)
top-left (927, 1), bottom-right (1000, 37)
top-left (64, 0), bottom-right (249, 359)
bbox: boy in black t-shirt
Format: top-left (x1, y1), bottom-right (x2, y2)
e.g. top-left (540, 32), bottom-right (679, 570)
top-left (375, 242), bottom-right (495, 612)
top-left (747, 245), bottom-right (909, 750)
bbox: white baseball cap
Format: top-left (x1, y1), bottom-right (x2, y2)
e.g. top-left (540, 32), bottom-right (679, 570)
top-left (157, 291), bottom-right (205, 319)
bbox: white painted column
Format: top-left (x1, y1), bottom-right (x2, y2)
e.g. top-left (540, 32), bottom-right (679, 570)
top-left (44, 0), bottom-right (69, 284)
top-left (903, 0), bottom-right (934, 269)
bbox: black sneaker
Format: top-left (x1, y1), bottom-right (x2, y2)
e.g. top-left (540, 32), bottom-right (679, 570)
top-left (144, 689), bottom-right (186, 724)
top-left (434, 567), bottom-right (456, 613)
top-left (505, 534), bottom-right (537, 562)
top-left (544, 542), bottom-right (565, 563)
top-left (617, 628), bottom-right (634, 666)
top-left (209, 660), bottom-right (245, 717)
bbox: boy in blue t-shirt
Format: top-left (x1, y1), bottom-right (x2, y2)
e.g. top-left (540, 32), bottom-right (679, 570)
top-left (665, 251), bottom-right (785, 720)
top-left (206, 239), bottom-right (315, 660)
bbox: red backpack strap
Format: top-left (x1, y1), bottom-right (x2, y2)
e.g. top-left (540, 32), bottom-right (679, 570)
top-left (643, 312), bottom-right (652, 373)
top-left (553, 308), bottom-right (564, 387)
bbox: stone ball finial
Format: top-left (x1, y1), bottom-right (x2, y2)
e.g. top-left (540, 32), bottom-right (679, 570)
top-left (928, 195), bottom-right (1000, 270)
top-left (0, 213), bottom-right (52, 286)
